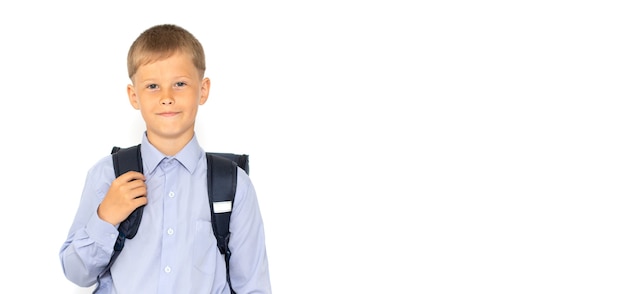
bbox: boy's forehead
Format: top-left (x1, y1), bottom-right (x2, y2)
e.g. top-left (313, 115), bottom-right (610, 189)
top-left (133, 52), bottom-right (201, 79)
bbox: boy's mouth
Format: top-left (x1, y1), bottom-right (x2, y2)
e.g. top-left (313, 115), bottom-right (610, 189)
top-left (158, 112), bottom-right (179, 117)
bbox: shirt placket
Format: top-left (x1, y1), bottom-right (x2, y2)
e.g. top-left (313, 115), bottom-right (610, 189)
top-left (157, 158), bottom-right (179, 293)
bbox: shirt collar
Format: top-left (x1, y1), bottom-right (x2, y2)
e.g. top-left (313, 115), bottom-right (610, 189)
top-left (140, 132), bottom-right (204, 175)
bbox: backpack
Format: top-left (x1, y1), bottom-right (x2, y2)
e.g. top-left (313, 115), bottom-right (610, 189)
top-left (104, 144), bottom-right (249, 293)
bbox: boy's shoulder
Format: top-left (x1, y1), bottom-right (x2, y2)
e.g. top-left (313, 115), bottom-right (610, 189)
top-left (82, 152), bottom-right (117, 190)
top-left (90, 152), bottom-right (116, 173)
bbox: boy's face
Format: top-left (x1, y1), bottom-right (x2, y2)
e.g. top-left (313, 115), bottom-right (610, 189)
top-left (127, 51), bottom-right (210, 143)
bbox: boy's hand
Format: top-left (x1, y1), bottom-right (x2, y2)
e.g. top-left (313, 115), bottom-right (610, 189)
top-left (98, 171), bottom-right (147, 226)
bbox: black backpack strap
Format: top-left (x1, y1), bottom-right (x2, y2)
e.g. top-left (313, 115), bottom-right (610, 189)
top-left (108, 145), bottom-right (145, 262)
top-left (206, 153), bottom-right (241, 294)
top-left (111, 144), bottom-right (145, 246)
top-left (96, 144), bottom-right (145, 292)
top-left (208, 152), bottom-right (249, 175)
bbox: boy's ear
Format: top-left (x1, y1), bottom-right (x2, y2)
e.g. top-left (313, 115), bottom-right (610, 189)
top-left (127, 84), bottom-right (141, 110)
top-left (199, 77), bottom-right (210, 105)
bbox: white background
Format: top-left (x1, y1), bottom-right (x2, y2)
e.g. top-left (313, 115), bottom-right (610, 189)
top-left (1, 1), bottom-right (625, 293)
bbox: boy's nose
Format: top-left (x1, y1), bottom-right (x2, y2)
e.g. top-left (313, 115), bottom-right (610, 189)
top-left (160, 94), bottom-right (174, 105)
top-left (160, 88), bottom-right (174, 105)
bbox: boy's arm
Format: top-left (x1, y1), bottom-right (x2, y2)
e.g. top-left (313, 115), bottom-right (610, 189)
top-left (227, 169), bottom-right (272, 293)
top-left (59, 214), bottom-right (119, 287)
top-left (59, 159), bottom-right (119, 287)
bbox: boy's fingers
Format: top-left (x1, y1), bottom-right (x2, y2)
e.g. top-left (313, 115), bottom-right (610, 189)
top-left (122, 179), bottom-right (147, 199)
top-left (116, 171), bottom-right (146, 183)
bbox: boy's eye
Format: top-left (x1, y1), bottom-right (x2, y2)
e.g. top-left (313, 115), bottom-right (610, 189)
top-left (175, 82), bottom-right (187, 87)
top-left (147, 84), bottom-right (158, 89)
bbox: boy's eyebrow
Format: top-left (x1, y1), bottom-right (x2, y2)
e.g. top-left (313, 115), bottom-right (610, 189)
top-left (172, 74), bottom-right (193, 79)
top-left (136, 75), bottom-right (195, 84)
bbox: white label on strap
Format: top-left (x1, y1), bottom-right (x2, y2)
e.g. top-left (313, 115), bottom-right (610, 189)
top-left (213, 201), bottom-right (232, 213)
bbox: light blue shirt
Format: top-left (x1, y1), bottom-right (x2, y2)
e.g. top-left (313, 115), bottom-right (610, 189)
top-left (60, 133), bottom-right (271, 293)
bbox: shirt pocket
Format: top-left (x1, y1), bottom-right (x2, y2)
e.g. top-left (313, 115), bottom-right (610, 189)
top-left (193, 220), bottom-right (220, 276)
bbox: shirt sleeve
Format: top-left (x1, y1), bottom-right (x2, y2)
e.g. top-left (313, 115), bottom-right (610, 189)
top-left (227, 168), bottom-right (273, 293)
top-left (59, 156), bottom-right (119, 287)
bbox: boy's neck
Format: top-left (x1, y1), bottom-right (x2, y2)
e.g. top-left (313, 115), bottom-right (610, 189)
top-left (146, 132), bottom-right (194, 156)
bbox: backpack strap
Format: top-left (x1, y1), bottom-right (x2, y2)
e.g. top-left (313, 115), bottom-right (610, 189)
top-left (111, 144), bottom-right (145, 249)
top-left (206, 153), bottom-right (240, 294)
top-left (96, 144), bottom-right (145, 291)
top-left (208, 152), bottom-right (249, 174)
top-left (106, 144), bottom-right (145, 268)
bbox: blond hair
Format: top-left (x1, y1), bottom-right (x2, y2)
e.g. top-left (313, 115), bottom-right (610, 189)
top-left (127, 24), bottom-right (206, 80)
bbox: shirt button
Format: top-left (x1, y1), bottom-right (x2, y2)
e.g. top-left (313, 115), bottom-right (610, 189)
top-left (167, 228), bottom-right (174, 235)
top-left (164, 266), bottom-right (171, 273)
top-left (110, 234), bottom-right (116, 239)
top-left (169, 191), bottom-right (175, 198)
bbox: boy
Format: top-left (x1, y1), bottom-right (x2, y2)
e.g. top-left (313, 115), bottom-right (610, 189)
top-left (59, 24), bottom-right (272, 293)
